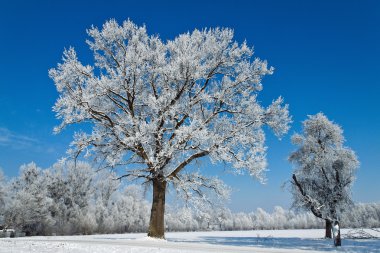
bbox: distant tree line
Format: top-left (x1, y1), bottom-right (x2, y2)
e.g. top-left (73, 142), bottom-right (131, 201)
top-left (166, 203), bottom-right (380, 232)
top-left (0, 162), bottom-right (378, 236)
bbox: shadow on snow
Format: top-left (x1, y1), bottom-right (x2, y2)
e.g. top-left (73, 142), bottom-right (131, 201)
top-left (168, 236), bottom-right (380, 252)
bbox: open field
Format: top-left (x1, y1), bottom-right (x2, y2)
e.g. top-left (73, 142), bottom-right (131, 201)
top-left (0, 229), bottom-right (379, 253)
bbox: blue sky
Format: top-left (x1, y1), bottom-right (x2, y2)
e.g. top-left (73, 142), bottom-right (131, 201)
top-left (0, 0), bottom-right (379, 212)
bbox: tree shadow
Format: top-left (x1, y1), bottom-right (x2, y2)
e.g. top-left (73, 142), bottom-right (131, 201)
top-left (168, 236), bottom-right (380, 252)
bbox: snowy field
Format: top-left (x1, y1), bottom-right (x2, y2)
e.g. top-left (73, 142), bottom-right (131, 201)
top-left (0, 229), bottom-right (379, 253)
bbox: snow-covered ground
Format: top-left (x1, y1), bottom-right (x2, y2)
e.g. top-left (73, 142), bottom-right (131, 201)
top-left (0, 229), bottom-right (379, 253)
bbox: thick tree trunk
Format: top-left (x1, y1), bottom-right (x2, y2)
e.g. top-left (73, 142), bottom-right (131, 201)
top-left (147, 179), bottom-right (167, 238)
top-left (325, 220), bottom-right (332, 238)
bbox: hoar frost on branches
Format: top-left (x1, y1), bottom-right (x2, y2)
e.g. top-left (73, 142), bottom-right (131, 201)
top-left (289, 113), bottom-right (359, 242)
top-left (50, 19), bottom-right (291, 238)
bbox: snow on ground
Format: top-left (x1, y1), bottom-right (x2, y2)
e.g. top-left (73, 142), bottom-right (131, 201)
top-left (0, 229), bottom-right (379, 253)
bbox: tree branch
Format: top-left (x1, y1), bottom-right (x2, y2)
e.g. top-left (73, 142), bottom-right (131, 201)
top-left (167, 151), bottom-right (209, 179)
top-left (292, 174), bottom-right (324, 220)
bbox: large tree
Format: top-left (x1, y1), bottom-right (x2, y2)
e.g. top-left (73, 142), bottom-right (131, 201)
top-left (50, 19), bottom-right (291, 238)
top-left (289, 113), bottom-right (359, 243)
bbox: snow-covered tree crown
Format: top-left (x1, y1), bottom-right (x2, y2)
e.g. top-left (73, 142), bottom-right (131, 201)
top-left (289, 113), bottom-right (358, 174)
top-left (291, 113), bottom-right (344, 149)
top-left (49, 19), bottom-right (291, 186)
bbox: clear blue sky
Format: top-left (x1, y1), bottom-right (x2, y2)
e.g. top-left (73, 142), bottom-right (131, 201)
top-left (0, 0), bottom-right (379, 212)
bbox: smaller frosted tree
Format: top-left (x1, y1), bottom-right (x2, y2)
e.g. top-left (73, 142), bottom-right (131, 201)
top-left (0, 169), bottom-right (6, 226)
top-left (289, 113), bottom-right (359, 242)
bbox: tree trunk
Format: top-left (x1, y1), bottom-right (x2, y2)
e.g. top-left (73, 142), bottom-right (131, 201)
top-left (325, 219), bottom-right (332, 238)
top-left (333, 221), bottom-right (341, 247)
top-left (334, 227), bottom-right (342, 246)
top-left (147, 179), bottom-right (167, 238)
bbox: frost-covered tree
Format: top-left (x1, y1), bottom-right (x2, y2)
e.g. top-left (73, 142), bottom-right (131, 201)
top-left (50, 19), bottom-right (291, 238)
top-left (0, 169), bottom-right (4, 202)
top-left (45, 164), bottom-right (69, 234)
top-left (272, 206), bottom-right (287, 229)
top-left (254, 208), bottom-right (272, 229)
top-left (0, 169), bottom-right (6, 226)
top-left (46, 161), bottom-right (97, 235)
top-left (289, 113), bottom-right (359, 241)
top-left (93, 169), bottom-right (120, 232)
top-left (5, 163), bottom-right (54, 235)
top-left (344, 203), bottom-right (380, 228)
top-left (110, 185), bottom-right (150, 233)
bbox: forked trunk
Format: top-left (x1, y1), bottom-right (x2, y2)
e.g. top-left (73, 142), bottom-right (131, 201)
top-left (325, 219), bottom-right (332, 238)
top-left (147, 178), bottom-right (167, 238)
